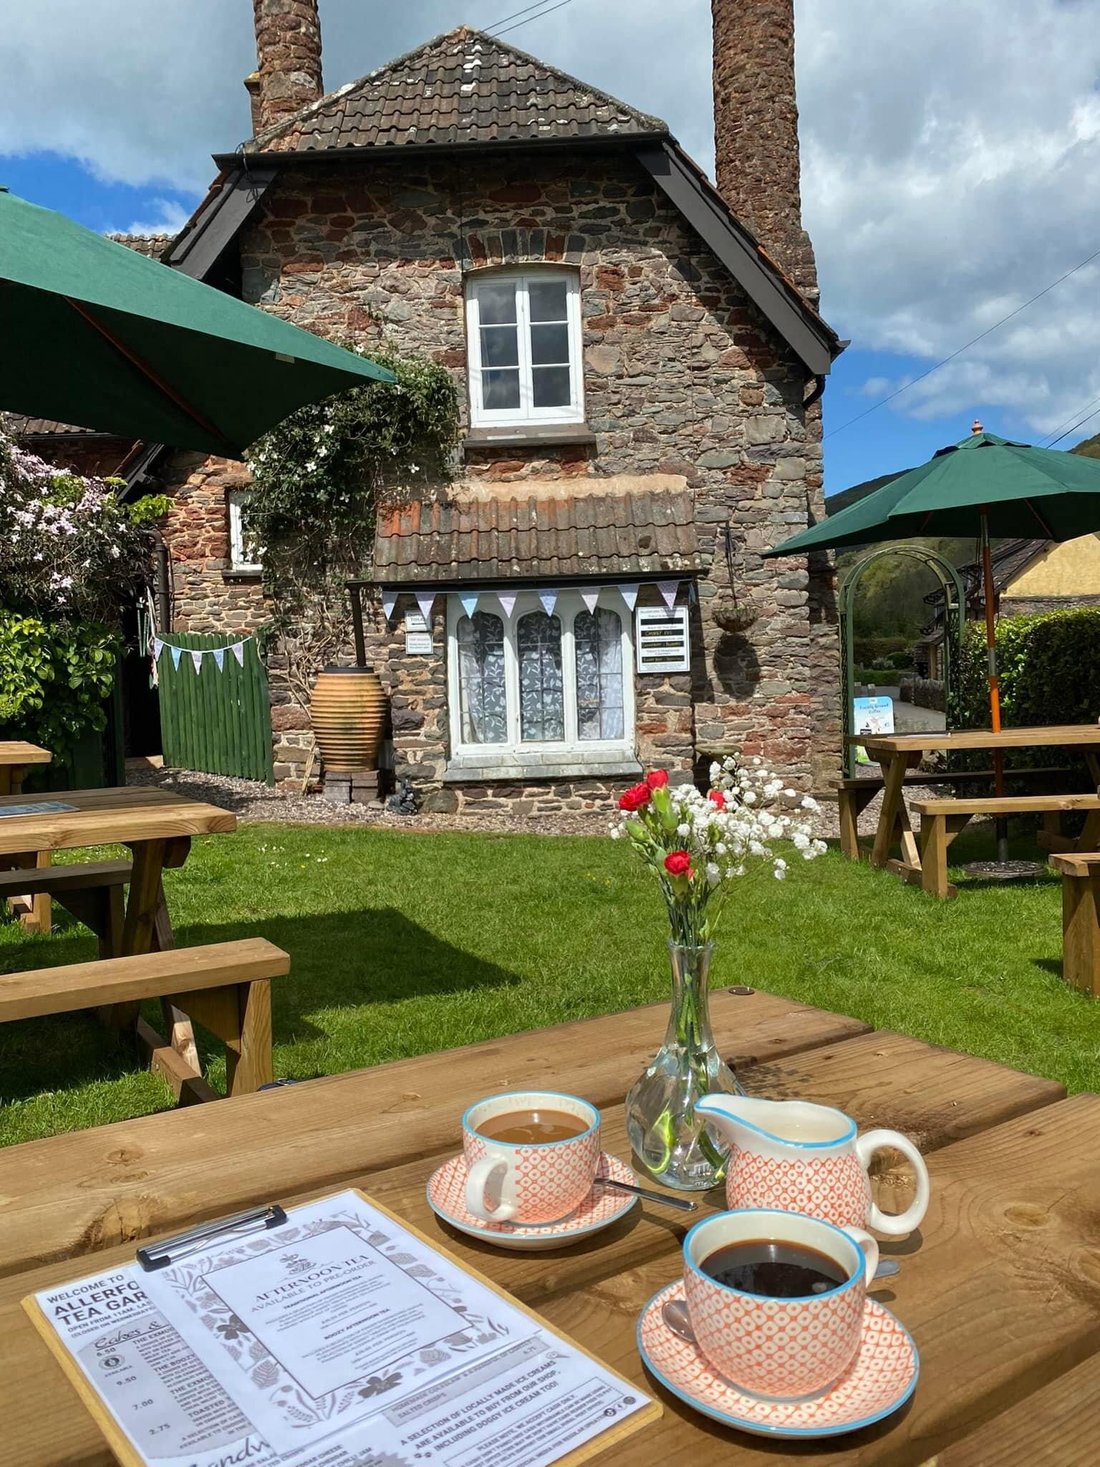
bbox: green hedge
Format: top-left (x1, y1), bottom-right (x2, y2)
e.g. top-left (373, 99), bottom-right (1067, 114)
top-left (0, 613), bottom-right (119, 772)
top-left (949, 608), bottom-right (1100, 771)
top-left (854, 668), bottom-right (901, 687)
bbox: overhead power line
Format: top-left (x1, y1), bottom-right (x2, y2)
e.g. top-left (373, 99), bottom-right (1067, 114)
top-left (1045, 396), bottom-right (1100, 449)
top-left (486, 2), bottom-right (558, 33)
top-left (826, 243), bottom-right (1100, 441)
top-left (491, 0), bottom-right (576, 39)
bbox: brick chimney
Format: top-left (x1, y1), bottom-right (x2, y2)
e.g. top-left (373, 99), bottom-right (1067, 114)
top-left (247, 0), bottom-right (324, 136)
top-left (711, 0), bottom-right (818, 301)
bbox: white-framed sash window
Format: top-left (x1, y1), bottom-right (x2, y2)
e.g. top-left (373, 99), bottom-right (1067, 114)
top-left (447, 590), bottom-right (634, 756)
top-left (228, 489), bottom-right (261, 572)
top-left (465, 270), bottom-right (584, 427)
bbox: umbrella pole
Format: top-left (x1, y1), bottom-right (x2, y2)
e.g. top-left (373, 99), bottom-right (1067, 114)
top-left (981, 510), bottom-right (1010, 862)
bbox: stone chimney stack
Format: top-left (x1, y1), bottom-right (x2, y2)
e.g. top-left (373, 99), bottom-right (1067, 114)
top-left (247, 0), bottom-right (324, 136)
top-left (711, 0), bottom-right (818, 301)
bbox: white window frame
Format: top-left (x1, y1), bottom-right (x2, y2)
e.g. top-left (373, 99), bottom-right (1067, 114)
top-left (465, 269), bottom-right (585, 428)
top-left (446, 590), bottom-right (635, 757)
top-left (228, 489), bottom-right (261, 572)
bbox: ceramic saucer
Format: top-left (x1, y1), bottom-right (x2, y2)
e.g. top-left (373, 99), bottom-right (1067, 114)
top-left (637, 1281), bottom-right (918, 1439)
top-left (426, 1151), bottom-right (637, 1250)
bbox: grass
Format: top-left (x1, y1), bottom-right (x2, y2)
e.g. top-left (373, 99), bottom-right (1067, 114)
top-left (1, 822), bottom-right (1097, 1147)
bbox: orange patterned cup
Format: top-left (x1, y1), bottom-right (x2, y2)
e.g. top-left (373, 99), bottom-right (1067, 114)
top-left (462, 1090), bottom-right (601, 1225)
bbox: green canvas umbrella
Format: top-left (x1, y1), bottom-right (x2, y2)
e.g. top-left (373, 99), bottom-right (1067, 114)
top-left (767, 425), bottom-right (1100, 853)
top-left (0, 188), bottom-right (394, 457)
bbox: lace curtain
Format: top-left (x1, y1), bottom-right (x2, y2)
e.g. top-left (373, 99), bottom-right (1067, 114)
top-left (456, 612), bottom-right (507, 744)
top-left (517, 611), bottom-right (564, 741)
top-left (574, 608), bottom-right (624, 740)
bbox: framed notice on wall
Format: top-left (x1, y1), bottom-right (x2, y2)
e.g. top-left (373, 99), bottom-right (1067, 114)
top-left (405, 609), bottom-right (433, 655)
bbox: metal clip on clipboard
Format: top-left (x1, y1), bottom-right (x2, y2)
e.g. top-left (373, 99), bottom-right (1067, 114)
top-left (137, 1203), bottom-right (288, 1271)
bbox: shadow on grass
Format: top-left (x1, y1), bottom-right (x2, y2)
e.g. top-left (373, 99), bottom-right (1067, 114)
top-left (0, 907), bottom-right (522, 1104)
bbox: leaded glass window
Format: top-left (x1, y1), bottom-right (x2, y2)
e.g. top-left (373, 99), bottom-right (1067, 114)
top-left (456, 611), bottom-right (507, 744)
top-left (574, 608), bottom-right (624, 740)
top-left (517, 611), bottom-right (564, 741)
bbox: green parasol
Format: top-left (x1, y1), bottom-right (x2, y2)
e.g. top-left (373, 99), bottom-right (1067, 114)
top-left (0, 187), bottom-right (395, 457)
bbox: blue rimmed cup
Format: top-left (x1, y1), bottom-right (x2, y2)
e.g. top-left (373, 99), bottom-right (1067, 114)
top-left (462, 1090), bottom-right (601, 1224)
top-left (682, 1208), bottom-right (879, 1399)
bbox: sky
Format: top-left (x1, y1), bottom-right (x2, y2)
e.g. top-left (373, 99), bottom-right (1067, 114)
top-left (3, 0), bottom-right (1100, 494)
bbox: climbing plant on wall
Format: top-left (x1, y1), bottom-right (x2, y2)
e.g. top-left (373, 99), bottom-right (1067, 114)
top-left (246, 343), bottom-right (459, 708)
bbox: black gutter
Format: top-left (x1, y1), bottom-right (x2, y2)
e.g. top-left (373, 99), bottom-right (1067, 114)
top-left (212, 131), bottom-right (672, 171)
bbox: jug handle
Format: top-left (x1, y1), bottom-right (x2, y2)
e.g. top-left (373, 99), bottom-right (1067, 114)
top-left (855, 1129), bottom-right (931, 1236)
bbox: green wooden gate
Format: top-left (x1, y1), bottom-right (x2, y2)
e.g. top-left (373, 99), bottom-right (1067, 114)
top-left (157, 632), bottom-right (274, 785)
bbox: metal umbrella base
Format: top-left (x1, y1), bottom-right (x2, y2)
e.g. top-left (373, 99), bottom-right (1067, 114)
top-left (959, 858), bottom-right (1048, 881)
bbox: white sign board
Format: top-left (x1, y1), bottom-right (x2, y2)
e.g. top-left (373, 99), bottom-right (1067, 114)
top-left (853, 695), bottom-right (895, 736)
top-left (405, 609), bottom-right (433, 656)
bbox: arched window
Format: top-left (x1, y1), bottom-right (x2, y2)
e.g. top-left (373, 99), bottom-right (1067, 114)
top-left (517, 611), bottom-right (564, 742)
top-left (574, 607), bottom-right (624, 740)
top-left (455, 611), bottom-right (507, 744)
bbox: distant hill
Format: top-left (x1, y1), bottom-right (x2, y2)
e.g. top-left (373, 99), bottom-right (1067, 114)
top-left (1072, 431), bottom-right (1100, 459)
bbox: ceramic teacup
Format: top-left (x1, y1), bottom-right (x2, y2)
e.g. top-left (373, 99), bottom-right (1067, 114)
top-left (682, 1207), bottom-right (879, 1399)
top-left (462, 1090), bottom-right (601, 1225)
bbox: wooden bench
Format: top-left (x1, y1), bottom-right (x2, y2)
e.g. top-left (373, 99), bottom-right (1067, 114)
top-left (834, 768), bottom-right (1080, 860)
top-left (1050, 853), bottom-right (1100, 997)
top-left (0, 938), bottom-right (290, 1102)
top-left (912, 793), bottom-right (1100, 899)
top-left (0, 859), bottom-right (131, 956)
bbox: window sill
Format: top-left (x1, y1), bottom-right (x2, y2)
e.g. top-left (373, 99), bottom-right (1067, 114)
top-left (444, 752), bottom-right (641, 784)
top-left (462, 424), bottom-right (597, 453)
top-left (222, 569), bottom-right (263, 583)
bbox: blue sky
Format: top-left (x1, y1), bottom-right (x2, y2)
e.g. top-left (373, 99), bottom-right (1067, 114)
top-left (4, 0), bottom-right (1099, 495)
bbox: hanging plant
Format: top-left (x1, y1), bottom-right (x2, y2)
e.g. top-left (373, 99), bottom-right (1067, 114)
top-left (712, 526), bottom-right (758, 633)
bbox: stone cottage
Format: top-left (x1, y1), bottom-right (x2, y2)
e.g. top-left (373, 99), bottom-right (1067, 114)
top-left (16, 0), bottom-right (844, 808)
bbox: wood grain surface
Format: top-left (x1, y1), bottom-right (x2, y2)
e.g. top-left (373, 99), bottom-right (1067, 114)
top-left (0, 786), bottom-right (235, 857)
top-left (849, 726), bottom-right (1100, 753)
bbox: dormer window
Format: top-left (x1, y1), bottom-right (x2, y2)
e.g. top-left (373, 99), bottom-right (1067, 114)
top-left (465, 269), bottom-right (584, 428)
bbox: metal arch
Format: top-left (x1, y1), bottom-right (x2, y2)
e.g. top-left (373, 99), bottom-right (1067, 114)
top-left (839, 546), bottom-right (966, 777)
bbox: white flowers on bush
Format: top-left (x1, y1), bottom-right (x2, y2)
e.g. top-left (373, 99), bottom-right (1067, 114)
top-left (611, 756), bottom-right (827, 944)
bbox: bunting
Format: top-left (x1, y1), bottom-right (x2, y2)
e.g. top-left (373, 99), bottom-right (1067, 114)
top-left (618, 583), bottom-right (639, 612)
top-left (415, 590), bottom-right (437, 623)
top-left (658, 579), bottom-right (681, 609)
top-left (170, 645), bottom-right (183, 670)
top-left (459, 591), bottom-right (480, 618)
top-left (381, 590), bottom-right (398, 623)
top-left (538, 588), bottom-right (558, 617)
top-left (496, 591), bottom-right (517, 618)
top-left (580, 589), bottom-right (600, 614)
top-left (153, 636), bottom-right (253, 673)
top-left (189, 649), bottom-right (204, 673)
top-left (212, 648), bottom-right (225, 671)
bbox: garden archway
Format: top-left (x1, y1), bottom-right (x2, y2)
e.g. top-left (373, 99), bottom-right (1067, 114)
top-left (839, 546), bottom-right (965, 777)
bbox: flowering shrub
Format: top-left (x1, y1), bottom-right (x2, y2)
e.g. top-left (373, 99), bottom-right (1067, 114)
top-left (0, 427), bottom-right (166, 624)
top-left (611, 758), bottom-right (827, 945)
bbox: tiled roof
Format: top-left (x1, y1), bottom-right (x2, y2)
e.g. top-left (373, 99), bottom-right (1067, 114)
top-left (106, 233), bottom-right (171, 258)
top-left (246, 26), bottom-right (667, 156)
top-left (374, 488), bottom-right (703, 584)
top-left (2, 414), bottom-right (112, 438)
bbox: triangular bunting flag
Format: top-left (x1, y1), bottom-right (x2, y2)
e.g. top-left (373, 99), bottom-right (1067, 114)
top-left (459, 592), bottom-right (480, 619)
top-left (190, 649), bottom-right (204, 673)
top-left (212, 648), bottom-right (225, 671)
top-left (153, 637), bottom-right (164, 660)
top-left (580, 589), bottom-right (599, 614)
top-left (659, 579), bottom-right (681, 609)
top-left (538, 588), bottom-right (558, 617)
top-left (618, 583), bottom-right (639, 612)
top-left (496, 591), bottom-right (517, 618)
top-left (381, 590), bottom-right (398, 623)
top-left (170, 646), bottom-right (183, 670)
top-left (231, 641), bottom-right (246, 667)
top-left (415, 590), bottom-right (436, 623)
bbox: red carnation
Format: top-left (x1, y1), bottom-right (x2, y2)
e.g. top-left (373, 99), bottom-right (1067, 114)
top-left (664, 850), bottom-right (693, 877)
top-left (619, 782), bottom-right (652, 812)
top-left (646, 769), bottom-right (670, 790)
top-left (708, 789), bottom-right (726, 810)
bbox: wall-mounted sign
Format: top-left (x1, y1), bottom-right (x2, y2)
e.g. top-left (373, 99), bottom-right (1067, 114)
top-left (405, 609), bottom-right (433, 656)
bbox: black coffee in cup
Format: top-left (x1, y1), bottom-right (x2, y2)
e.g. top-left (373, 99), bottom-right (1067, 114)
top-left (701, 1239), bottom-right (849, 1297)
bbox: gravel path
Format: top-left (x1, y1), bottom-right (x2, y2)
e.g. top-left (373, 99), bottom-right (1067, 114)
top-left (128, 763), bottom-right (862, 842)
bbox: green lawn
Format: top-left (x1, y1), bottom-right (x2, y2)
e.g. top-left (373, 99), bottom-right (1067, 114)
top-left (1, 822), bottom-right (1097, 1147)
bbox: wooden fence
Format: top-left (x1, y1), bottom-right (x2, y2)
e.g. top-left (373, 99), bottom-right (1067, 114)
top-left (157, 632), bottom-right (274, 785)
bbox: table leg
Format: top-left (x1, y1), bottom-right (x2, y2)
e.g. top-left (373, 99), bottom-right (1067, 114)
top-left (1085, 750), bottom-right (1100, 791)
top-left (0, 765), bottom-right (52, 932)
top-left (871, 753), bottom-right (919, 868)
top-left (119, 841), bottom-right (200, 1078)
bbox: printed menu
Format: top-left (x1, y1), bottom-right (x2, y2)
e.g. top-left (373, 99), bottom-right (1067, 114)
top-left (24, 1188), bottom-right (657, 1467)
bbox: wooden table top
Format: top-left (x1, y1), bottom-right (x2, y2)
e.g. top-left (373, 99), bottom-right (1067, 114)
top-left (0, 784), bottom-right (236, 856)
top-left (847, 724), bottom-right (1100, 755)
top-left (0, 741), bottom-right (52, 767)
top-left (0, 990), bottom-right (1094, 1465)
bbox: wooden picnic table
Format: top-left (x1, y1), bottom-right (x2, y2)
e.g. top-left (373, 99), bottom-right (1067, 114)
top-left (0, 785), bottom-right (236, 1085)
top-left (0, 987), bottom-right (1094, 1465)
top-left (0, 741), bottom-right (52, 797)
top-left (847, 726), bottom-right (1100, 872)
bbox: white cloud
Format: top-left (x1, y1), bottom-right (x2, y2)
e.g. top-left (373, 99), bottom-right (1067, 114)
top-left (6, 1), bottom-right (1100, 437)
top-left (112, 196), bottom-right (192, 238)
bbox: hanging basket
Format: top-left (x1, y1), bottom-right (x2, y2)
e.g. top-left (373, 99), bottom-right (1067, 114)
top-left (712, 599), bottom-right (758, 634)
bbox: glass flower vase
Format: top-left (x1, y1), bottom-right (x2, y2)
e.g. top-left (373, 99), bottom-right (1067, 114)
top-left (625, 939), bottom-right (741, 1191)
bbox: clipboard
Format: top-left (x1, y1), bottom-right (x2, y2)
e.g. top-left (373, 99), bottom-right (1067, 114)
top-left (23, 1186), bottom-right (661, 1467)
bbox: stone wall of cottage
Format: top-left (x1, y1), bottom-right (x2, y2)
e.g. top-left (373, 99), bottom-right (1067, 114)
top-left (161, 145), bottom-right (838, 801)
